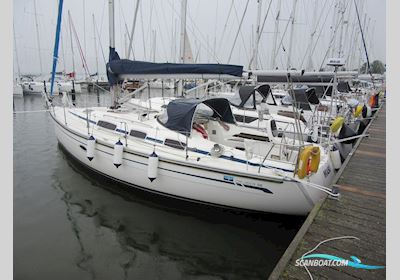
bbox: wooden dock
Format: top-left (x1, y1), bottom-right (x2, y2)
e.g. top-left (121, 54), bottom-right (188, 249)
top-left (269, 103), bottom-right (386, 280)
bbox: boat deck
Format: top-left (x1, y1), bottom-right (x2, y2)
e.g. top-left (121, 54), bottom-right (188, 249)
top-left (269, 103), bottom-right (386, 280)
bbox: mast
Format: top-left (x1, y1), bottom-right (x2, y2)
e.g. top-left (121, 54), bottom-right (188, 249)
top-left (109, 0), bottom-right (119, 107)
top-left (337, 0), bottom-right (346, 58)
top-left (329, 0), bottom-right (338, 59)
top-left (179, 0), bottom-right (187, 63)
top-left (33, 0), bottom-right (43, 75)
top-left (13, 23), bottom-right (21, 79)
top-left (68, 11), bottom-right (76, 79)
top-left (286, 0), bottom-right (298, 70)
top-left (83, 0), bottom-right (87, 60)
top-left (127, 0), bottom-right (140, 60)
top-left (363, 17), bottom-right (371, 74)
top-left (152, 30), bottom-right (156, 62)
top-left (306, 0), bottom-right (318, 71)
top-left (109, 0), bottom-right (115, 50)
top-left (60, 28), bottom-right (67, 73)
top-left (92, 14), bottom-right (99, 78)
top-left (286, 0), bottom-right (298, 69)
top-left (49, 0), bottom-right (64, 96)
top-left (251, 0), bottom-right (262, 70)
top-left (270, 0), bottom-right (281, 69)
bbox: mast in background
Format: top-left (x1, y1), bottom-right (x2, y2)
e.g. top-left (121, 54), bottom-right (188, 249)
top-left (13, 23), bottom-right (21, 79)
top-left (33, 0), bottom-right (43, 75)
top-left (92, 14), bottom-right (99, 79)
top-left (109, 0), bottom-right (120, 107)
top-left (179, 0), bottom-right (187, 63)
top-left (286, 0), bottom-right (298, 69)
top-left (68, 11), bottom-right (76, 79)
top-left (270, 0), bottom-right (281, 69)
top-left (251, 0), bottom-right (262, 70)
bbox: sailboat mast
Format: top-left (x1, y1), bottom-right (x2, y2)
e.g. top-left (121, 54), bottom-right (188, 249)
top-left (60, 29), bottom-right (67, 73)
top-left (92, 14), bottom-right (99, 78)
top-left (286, 0), bottom-right (298, 70)
top-left (337, 0), bottom-right (346, 58)
top-left (306, 0), bottom-right (318, 71)
top-left (33, 0), bottom-right (43, 75)
top-left (49, 0), bottom-right (64, 96)
top-left (109, 0), bottom-right (119, 107)
top-left (252, 0), bottom-right (262, 70)
top-left (152, 30), bottom-right (156, 62)
top-left (127, 0), bottom-right (140, 60)
top-left (13, 24), bottom-right (21, 79)
top-left (83, 0), bottom-right (87, 60)
top-left (180, 0), bottom-right (187, 63)
top-left (68, 11), bottom-right (76, 79)
top-left (270, 0), bottom-right (281, 69)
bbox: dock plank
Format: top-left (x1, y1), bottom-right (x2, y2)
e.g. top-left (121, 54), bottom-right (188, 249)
top-left (269, 104), bottom-right (386, 280)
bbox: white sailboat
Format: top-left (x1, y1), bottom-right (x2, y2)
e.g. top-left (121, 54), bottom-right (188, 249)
top-left (46, 0), bottom-right (338, 216)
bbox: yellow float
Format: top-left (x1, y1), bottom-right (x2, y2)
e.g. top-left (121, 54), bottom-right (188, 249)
top-left (330, 116), bottom-right (344, 133)
top-left (354, 105), bottom-right (363, 117)
top-left (297, 146), bottom-right (321, 179)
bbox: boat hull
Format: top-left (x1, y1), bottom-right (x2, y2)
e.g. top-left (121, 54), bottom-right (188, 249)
top-left (51, 113), bottom-right (327, 216)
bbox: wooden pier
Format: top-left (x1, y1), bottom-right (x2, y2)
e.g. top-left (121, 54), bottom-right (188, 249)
top-left (269, 103), bottom-right (386, 280)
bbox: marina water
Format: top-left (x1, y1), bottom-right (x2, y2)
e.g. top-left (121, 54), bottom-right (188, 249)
top-left (14, 91), bottom-right (304, 280)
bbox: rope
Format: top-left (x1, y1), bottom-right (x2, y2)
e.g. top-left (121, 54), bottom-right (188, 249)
top-left (13, 109), bottom-right (50, 114)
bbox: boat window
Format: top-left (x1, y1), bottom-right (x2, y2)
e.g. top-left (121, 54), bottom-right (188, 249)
top-left (233, 133), bottom-right (269, 142)
top-left (97, 120), bottom-right (117, 130)
top-left (130, 130), bottom-right (147, 139)
top-left (233, 114), bottom-right (259, 124)
top-left (164, 139), bottom-right (186, 150)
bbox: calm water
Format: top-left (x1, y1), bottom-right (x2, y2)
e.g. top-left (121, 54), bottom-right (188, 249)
top-left (13, 91), bottom-right (304, 280)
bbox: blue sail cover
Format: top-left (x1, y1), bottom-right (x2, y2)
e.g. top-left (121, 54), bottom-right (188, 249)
top-left (106, 49), bottom-right (243, 85)
top-left (162, 98), bottom-right (236, 135)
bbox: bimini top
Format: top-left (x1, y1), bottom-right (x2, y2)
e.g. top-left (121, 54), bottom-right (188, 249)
top-left (106, 48), bottom-right (244, 85)
top-left (284, 88), bottom-right (320, 111)
top-left (230, 84), bottom-right (272, 109)
top-left (159, 98), bottom-right (236, 135)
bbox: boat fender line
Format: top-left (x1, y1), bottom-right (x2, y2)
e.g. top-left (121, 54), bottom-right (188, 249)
top-left (86, 135), bottom-right (96, 161)
top-left (113, 140), bottom-right (124, 168)
top-left (273, 169), bottom-right (340, 198)
top-left (297, 146), bottom-right (321, 179)
top-left (148, 151), bottom-right (159, 182)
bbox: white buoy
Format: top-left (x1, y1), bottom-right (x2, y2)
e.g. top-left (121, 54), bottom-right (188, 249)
top-left (148, 151), bottom-right (159, 182)
top-left (331, 148), bottom-right (342, 170)
top-left (113, 140), bottom-right (124, 168)
top-left (86, 135), bottom-right (96, 161)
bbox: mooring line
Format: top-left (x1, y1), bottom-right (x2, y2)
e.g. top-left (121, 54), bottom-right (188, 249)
top-left (13, 109), bottom-right (50, 114)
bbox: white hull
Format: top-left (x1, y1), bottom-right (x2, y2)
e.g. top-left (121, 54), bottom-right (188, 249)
top-left (22, 81), bottom-right (81, 94)
top-left (13, 83), bottom-right (23, 95)
top-left (50, 107), bottom-right (335, 215)
top-left (58, 81), bottom-right (82, 93)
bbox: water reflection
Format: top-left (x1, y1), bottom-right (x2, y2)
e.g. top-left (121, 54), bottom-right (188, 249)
top-left (54, 143), bottom-right (303, 280)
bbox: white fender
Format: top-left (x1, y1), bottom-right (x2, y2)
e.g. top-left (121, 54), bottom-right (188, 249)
top-left (113, 140), bottom-right (124, 168)
top-left (86, 135), bottom-right (96, 161)
top-left (330, 148), bottom-right (342, 170)
top-left (148, 152), bottom-right (159, 182)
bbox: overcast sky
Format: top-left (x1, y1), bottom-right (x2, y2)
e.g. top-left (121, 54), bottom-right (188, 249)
top-left (13, 0), bottom-right (386, 77)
